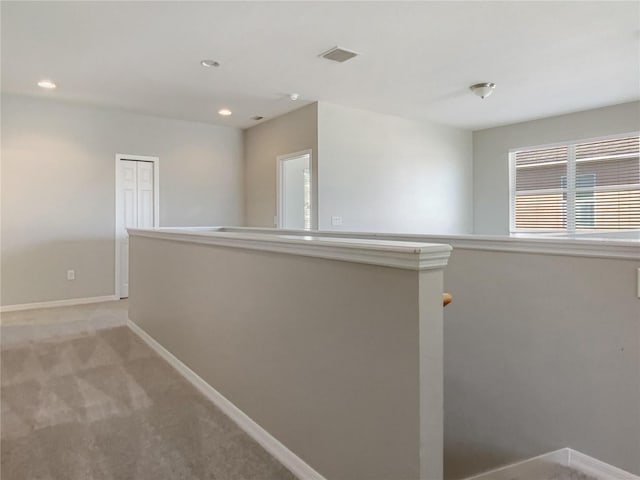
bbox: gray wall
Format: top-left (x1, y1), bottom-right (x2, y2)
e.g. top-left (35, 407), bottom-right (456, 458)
top-left (208, 226), bottom-right (640, 478)
top-left (318, 102), bottom-right (473, 234)
top-left (443, 249), bottom-right (640, 478)
top-left (132, 224), bottom-right (640, 478)
top-left (244, 102), bottom-right (473, 234)
top-left (1, 94), bottom-right (244, 306)
top-left (244, 103), bottom-right (318, 228)
top-left (129, 234), bottom-right (447, 480)
top-left (473, 101), bottom-right (640, 235)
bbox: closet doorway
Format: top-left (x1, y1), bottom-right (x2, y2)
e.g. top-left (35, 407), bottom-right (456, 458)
top-left (115, 154), bottom-right (159, 298)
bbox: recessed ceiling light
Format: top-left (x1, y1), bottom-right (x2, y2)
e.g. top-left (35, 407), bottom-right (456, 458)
top-left (201, 59), bottom-right (220, 68)
top-left (218, 108), bottom-right (232, 116)
top-left (37, 80), bottom-right (57, 89)
top-left (289, 93), bottom-right (300, 101)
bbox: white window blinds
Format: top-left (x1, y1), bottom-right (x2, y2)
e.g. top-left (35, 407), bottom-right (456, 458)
top-left (511, 135), bottom-right (640, 232)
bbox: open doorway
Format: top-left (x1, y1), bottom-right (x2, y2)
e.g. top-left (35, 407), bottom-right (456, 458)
top-left (115, 154), bottom-right (159, 298)
top-left (277, 150), bottom-right (312, 230)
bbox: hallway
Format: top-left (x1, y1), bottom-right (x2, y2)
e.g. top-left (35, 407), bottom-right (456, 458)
top-left (1, 318), bottom-right (297, 480)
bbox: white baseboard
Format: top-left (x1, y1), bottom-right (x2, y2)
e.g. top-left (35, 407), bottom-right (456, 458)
top-left (464, 448), bottom-right (639, 480)
top-left (127, 319), bottom-right (326, 480)
top-left (568, 449), bottom-right (640, 480)
top-left (1, 295), bottom-right (120, 313)
top-left (463, 448), bottom-right (570, 480)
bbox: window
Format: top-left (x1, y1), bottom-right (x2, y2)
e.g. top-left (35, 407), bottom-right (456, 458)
top-left (510, 134), bottom-right (640, 233)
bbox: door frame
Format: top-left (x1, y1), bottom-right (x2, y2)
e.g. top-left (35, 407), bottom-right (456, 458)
top-left (114, 154), bottom-right (160, 298)
top-left (276, 149), bottom-right (312, 230)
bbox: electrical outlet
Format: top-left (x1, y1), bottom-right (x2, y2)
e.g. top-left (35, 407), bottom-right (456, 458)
top-left (331, 216), bottom-right (343, 226)
top-left (67, 269), bottom-right (75, 281)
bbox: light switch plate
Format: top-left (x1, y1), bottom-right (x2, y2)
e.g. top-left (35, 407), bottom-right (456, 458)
top-left (67, 270), bottom-right (75, 281)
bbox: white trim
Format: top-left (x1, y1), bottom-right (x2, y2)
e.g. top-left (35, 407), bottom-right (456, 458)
top-left (463, 448), bottom-right (639, 480)
top-left (568, 449), bottom-right (640, 480)
top-left (0, 295), bottom-right (119, 313)
top-left (566, 144), bottom-right (576, 232)
top-left (127, 319), bottom-right (327, 480)
top-left (156, 227), bottom-right (640, 261)
top-left (508, 131), bottom-right (640, 154)
top-left (463, 448), bottom-right (570, 480)
top-left (127, 228), bottom-right (452, 271)
top-left (276, 149), bottom-right (313, 230)
top-left (114, 154), bottom-right (160, 298)
top-left (509, 151), bottom-right (517, 234)
top-left (347, 233), bottom-right (640, 260)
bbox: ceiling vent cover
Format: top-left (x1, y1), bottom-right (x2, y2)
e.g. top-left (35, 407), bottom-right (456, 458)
top-left (319, 46), bottom-right (359, 63)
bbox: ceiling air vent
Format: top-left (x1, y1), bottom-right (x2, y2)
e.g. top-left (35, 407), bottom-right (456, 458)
top-left (319, 46), bottom-right (359, 63)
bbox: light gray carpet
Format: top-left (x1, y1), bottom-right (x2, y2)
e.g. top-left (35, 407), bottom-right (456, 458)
top-left (1, 326), bottom-right (298, 480)
top-left (545, 465), bottom-right (599, 480)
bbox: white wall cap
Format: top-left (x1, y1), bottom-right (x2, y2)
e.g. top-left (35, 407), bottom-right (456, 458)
top-left (169, 227), bottom-right (639, 261)
top-left (128, 228), bottom-right (452, 271)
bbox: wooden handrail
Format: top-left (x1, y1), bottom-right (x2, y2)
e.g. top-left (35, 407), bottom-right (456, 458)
top-left (443, 293), bottom-right (452, 307)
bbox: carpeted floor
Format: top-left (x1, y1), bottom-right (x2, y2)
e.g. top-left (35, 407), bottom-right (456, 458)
top-left (546, 466), bottom-right (599, 480)
top-left (1, 325), bottom-right (298, 480)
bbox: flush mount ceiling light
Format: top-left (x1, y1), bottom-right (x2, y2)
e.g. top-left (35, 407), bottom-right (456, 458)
top-left (289, 93), bottom-right (300, 101)
top-left (319, 46), bottom-right (359, 63)
top-left (37, 79), bottom-right (57, 89)
top-left (470, 82), bottom-right (496, 99)
top-left (200, 59), bottom-right (220, 68)
top-left (218, 108), bottom-right (232, 116)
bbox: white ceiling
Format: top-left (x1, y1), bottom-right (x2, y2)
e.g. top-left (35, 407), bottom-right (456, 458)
top-left (2, 1), bottom-right (639, 130)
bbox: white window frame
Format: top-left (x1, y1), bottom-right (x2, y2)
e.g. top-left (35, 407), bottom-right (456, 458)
top-left (509, 131), bottom-right (640, 234)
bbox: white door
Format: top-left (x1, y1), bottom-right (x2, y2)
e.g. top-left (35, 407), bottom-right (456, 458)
top-left (278, 153), bottom-right (311, 230)
top-left (117, 160), bottom-right (155, 298)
